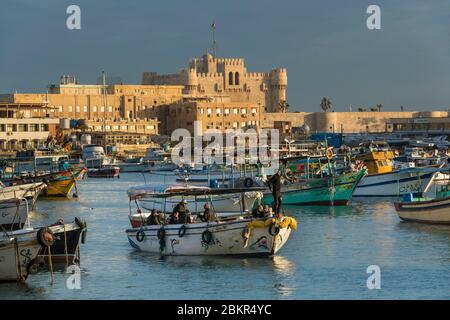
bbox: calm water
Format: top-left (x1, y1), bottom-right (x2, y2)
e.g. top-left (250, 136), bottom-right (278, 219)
top-left (0, 173), bottom-right (449, 300)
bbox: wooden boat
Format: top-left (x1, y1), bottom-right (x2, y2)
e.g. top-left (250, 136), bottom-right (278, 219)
top-left (2, 168), bottom-right (86, 197)
top-left (0, 198), bottom-right (30, 231)
top-left (41, 168), bottom-right (86, 197)
top-left (127, 183), bottom-right (263, 227)
top-left (0, 183), bottom-right (46, 228)
top-left (394, 182), bottom-right (450, 224)
top-left (0, 227), bottom-right (54, 282)
top-left (263, 168), bottom-right (367, 206)
top-left (35, 218), bottom-right (87, 266)
top-left (353, 150), bottom-right (437, 197)
top-left (125, 188), bottom-right (297, 256)
top-left (87, 166), bottom-right (120, 178)
top-left (118, 158), bottom-right (153, 173)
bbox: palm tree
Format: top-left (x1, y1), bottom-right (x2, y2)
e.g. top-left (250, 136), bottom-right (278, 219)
top-left (278, 100), bottom-right (290, 113)
top-left (376, 104), bottom-right (382, 112)
top-left (320, 97), bottom-right (332, 112)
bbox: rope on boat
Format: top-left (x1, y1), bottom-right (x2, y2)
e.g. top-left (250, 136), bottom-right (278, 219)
top-left (63, 223), bottom-right (69, 266)
top-left (47, 244), bottom-right (54, 285)
top-left (14, 237), bottom-right (24, 282)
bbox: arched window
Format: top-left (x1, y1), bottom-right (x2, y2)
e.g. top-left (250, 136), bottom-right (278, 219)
top-left (228, 72), bottom-right (233, 85)
top-left (235, 72), bottom-right (239, 85)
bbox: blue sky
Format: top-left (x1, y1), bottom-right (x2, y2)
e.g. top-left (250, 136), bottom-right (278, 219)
top-left (1, 0), bottom-right (450, 112)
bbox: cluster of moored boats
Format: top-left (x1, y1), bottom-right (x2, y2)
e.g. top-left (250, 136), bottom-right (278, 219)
top-left (122, 139), bottom-right (449, 258)
top-left (2, 136), bottom-right (449, 282)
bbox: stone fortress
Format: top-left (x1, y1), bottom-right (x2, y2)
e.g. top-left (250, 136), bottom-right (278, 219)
top-left (142, 53), bottom-right (287, 113)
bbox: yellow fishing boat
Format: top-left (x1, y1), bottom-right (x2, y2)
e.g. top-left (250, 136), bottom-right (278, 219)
top-left (41, 168), bottom-right (86, 197)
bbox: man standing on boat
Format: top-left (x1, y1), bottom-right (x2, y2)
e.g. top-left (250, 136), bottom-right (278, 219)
top-left (268, 170), bottom-right (282, 214)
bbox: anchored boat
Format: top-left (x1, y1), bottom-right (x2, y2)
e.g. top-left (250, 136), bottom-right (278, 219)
top-left (125, 188), bottom-right (297, 256)
top-left (0, 227), bottom-right (55, 282)
top-left (127, 183), bottom-right (263, 227)
top-left (394, 170), bottom-right (450, 224)
top-left (263, 169), bottom-right (367, 206)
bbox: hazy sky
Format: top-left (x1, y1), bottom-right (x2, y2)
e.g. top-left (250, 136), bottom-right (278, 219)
top-left (1, 0), bottom-right (450, 112)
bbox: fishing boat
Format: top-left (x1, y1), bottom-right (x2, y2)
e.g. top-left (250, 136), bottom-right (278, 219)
top-left (262, 168), bottom-right (367, 206)
top-left (118, 157), bottom-right (152, 173)
top-left (87, 165), bottom-right (120, 178)
top-left (0, 227), bottom-right (54, 282)
top-left (353, 150), bottom-right (437, 197)
top-left (35, 217), bottom-right (87, 265)
top-left (0, 198), bottom-right (30, 231)
top-left (125, 188), bottom-right (297, 256)
top-left (394, 183), bottom-right (450, 224)
top-left (127, 183), bottom-right (263, 227)
top-left (3, 168), bottom-right (86, 197)
top-left (173, 165), bottom-right (241, 185)
top-left (0, 183), bottom-right (46, 225)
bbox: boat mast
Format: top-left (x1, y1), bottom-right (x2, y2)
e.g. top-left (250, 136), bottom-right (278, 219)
top-left (102, 71), bottom-right (107, 149)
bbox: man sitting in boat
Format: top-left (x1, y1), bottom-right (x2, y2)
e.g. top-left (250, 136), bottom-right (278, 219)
top-left (169, 211), bottom-right (181, 224)
top-left (198, 203), bottom-right (218, 222)
top-left (147, 209), bottom-right (163, 225)
top-left (173, 199), bottom-right (192, 224)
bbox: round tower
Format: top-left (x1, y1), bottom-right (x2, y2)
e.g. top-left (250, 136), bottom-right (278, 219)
top-left (185, 68), bottom-right (198, 94)
top-left (270, 68), bottom-right (288, 112)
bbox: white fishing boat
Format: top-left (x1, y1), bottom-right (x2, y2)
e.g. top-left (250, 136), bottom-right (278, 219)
top-left (353, 167), bottom-right (437, 197)
top-left (0, 198), bottom-right (30, 230)
top-left (118, 158), bottom-right (152, 173)
top-left (0, 227), bottom-right (54, 282)
top-left (125, 188), bottom-right (297, 256)
top-left (394, 180), bottom-right (450, 224)
top-left (353, 150), bottom-right (437, 197)
top-left (0, 182), bottom-right (46, 229)
top-left (127, 183), bottom-right (263, 227)
top-left (173, 164), bottom-right (241, 185)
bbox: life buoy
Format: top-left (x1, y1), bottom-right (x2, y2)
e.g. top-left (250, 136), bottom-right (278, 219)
top-left (75, 217), bottom-right (87, 230)
top-left (178, 225), bottom-right (187, 238)
top-left (157, 227), bottom-right (166, 240)
top-left (325, 147), bottom-right (334, 160)
top-left (37, 227), bottom-right (55, 247)
top-left (201, 230), bottom-right (213, 244)
top-left (244, 177), bottom-right (254, 188)
top-left (136, 229), bottom-right (145, 242)
top-left (268, 222), bottom-right (280, 236)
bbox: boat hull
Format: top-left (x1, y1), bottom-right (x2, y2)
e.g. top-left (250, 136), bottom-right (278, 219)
top-left (395, 196), bottom-right (450, 224)
top-left (0, 198), bottom-right (32, 230)
top-left (353, 170), bottom-right (435, 197)
top-left (37, 222), bottom-right (86, 265)
top-left (126, 219), bottom-right (292, 256)
top-left (87, 167), bottom-right (120, 178)
top-left (263, 170), bottom-right (365, 206)
top-left (0, 230), bottom-right (42, 282)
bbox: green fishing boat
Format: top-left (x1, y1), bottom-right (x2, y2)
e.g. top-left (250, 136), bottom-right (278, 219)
top-left (262, 168), bottom-right (367, 206)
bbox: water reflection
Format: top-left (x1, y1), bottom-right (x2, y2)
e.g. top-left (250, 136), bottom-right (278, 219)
top-left (395, 221), bottom-right (450, 237)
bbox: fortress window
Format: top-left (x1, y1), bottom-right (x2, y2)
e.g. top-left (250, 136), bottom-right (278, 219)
top-left (235, 72), bottom-right (240, 85)
top-left (229, 72), bottom-right (233, 85)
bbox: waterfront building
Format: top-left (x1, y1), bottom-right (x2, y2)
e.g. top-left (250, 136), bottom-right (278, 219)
top-left (0, 102), bottom-right (58, 151)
